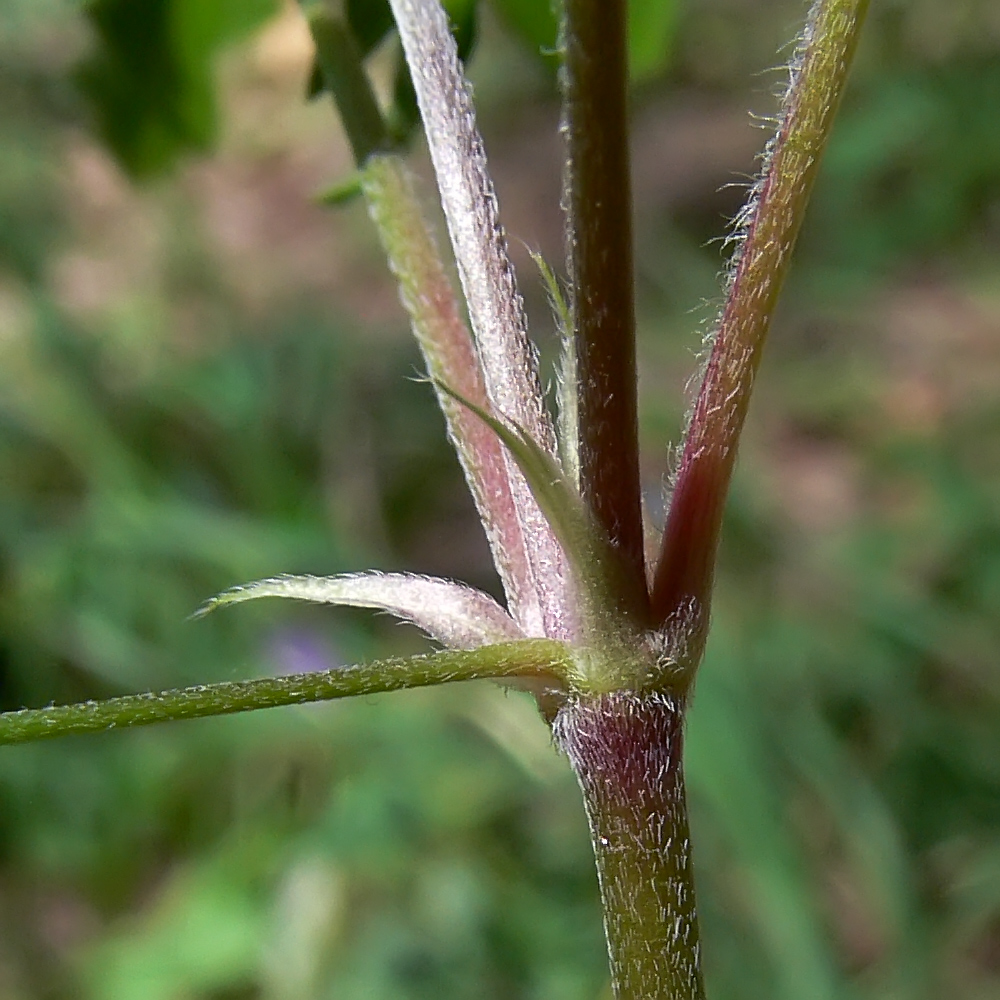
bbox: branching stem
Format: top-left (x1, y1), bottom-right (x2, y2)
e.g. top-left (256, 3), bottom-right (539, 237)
top-left (652, 0), bottom-right (871, 636)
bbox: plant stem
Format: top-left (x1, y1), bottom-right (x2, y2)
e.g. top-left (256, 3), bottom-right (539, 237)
top-left (362, 154), bottom-right (544, 635)
top-left (556, 691), bottom-right (704, 1000)
top-left (651, 0), bottom-right (870, 635)
top-left (0, 640), bottom-right (571, 745)
top-left (561, 0), bottom-right (647, 616)
top-left (390, 0), bottom-right (575, 642)
top-left (308, 2), bottom-right (388, 164)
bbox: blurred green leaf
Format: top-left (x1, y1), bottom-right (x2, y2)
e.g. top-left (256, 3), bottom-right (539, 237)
top-left (446, 0), bottom-right (479, 64)
top-left (488, 0), bottom-right (558, 61)
top-left (347, 0), bottom-right (397, 55)
top-left (82, 845), bottom-right (270, 1000)
top-left (808, 57), bottom-right (1000, 273)
top-left (76, 0), bottom-right (280, 178)
top-left (628, 0), bottom-right (677, 82)
top-left (318, 171), bottom-right (364, 204)
top-left (308, 0), bottom-right (476, 151)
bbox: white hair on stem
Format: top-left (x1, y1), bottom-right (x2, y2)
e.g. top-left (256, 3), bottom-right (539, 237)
top-left (387, 0), bottom-right (577, 641)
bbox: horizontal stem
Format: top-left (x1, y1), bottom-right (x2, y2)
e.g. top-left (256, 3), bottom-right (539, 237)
top-left (0, 639), bottom-right (572, 746)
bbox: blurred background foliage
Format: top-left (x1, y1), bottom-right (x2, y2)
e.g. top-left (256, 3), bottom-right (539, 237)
top-left (0, 0), bottom-right (999, 997)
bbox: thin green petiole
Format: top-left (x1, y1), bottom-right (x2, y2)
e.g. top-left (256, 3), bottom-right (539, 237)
top-left (0, 640), bottom-right (573, 745)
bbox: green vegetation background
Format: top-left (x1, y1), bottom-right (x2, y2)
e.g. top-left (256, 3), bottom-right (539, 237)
top-left (1, 1), bottom-right (1000, 998)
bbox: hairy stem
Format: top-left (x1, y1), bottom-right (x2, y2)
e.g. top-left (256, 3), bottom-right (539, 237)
top-left (0, 640), bottom-right (572, 745)
top-left (362, 155), bottom-right (542, 634)
top-left (556, 691), bottom-right (704, 1000)
top-left (651, 0), bottom-right (870, 634)
top-left (561, 0), bottom-right (647, 617)
top-left (389, 0), bottom-right (576, 642)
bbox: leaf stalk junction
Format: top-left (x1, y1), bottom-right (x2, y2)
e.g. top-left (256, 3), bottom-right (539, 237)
top-left (0, 2), bottom-right (870, 998)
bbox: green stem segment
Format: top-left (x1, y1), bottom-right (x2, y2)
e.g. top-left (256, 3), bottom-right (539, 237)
top-left (308, 3), bottom-right (388, 164)
top-left (561, 0), bottom-right (647, 616)
top-left (651, 0), bottom-right (871, 635)
top-left (556, 691), bottom-right (704, 1000)
top-left (0, 640), bottom-right (571, 746)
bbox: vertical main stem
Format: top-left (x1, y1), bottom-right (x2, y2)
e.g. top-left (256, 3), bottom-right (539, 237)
top-left (562, 0), bottom-right (647, 616)
top-left (556, 691), bottom-right (705, 1000)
